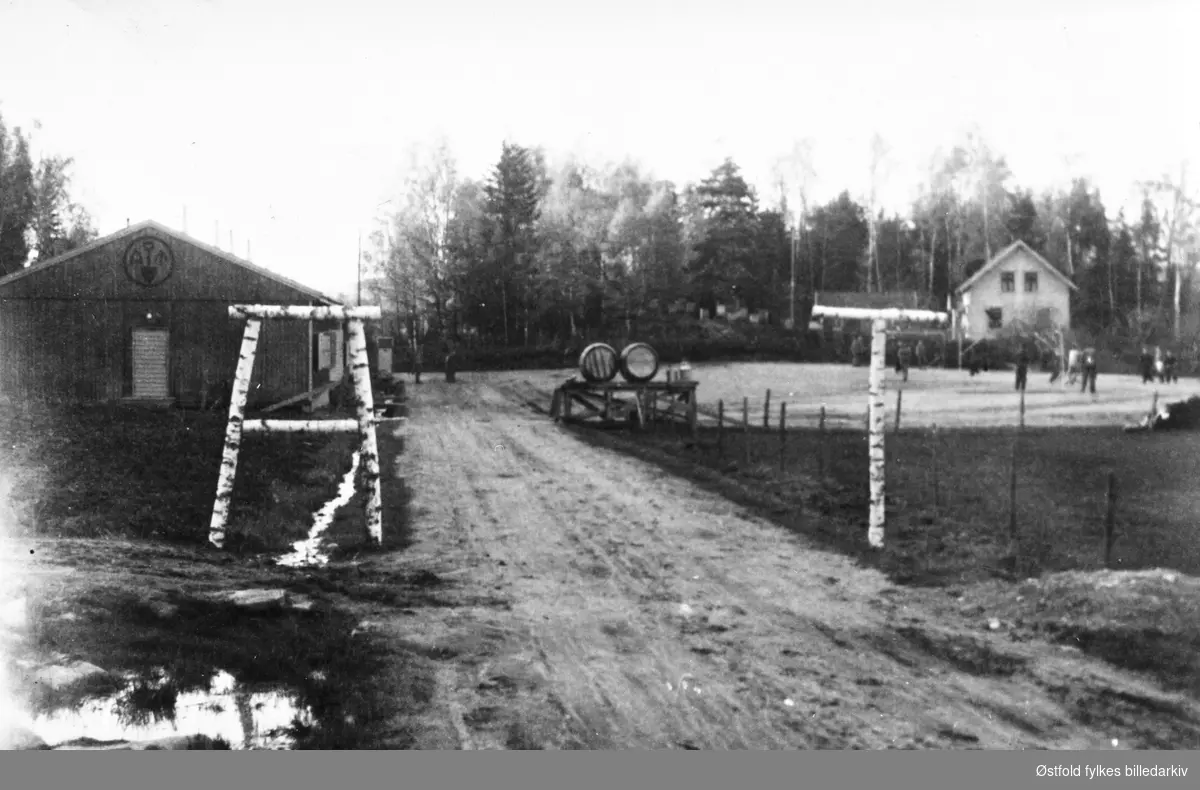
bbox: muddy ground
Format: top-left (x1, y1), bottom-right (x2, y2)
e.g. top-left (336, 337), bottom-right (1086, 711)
top-left (4, 374), bottom-right (1200, 749)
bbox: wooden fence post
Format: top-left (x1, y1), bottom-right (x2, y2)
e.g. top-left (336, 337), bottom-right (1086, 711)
top-left (1149, 391), bottom-right (1159, 431)
top-left (895, 388), bottom-right (903, 433)
top-left (931, 422), bottom-right (940, 509)
top-left (818, 404), bottom-right (826, 481)
top-left (764, 389), bottom-right (771, 430)
top-left (743, 396), bottom-right (750, 466)
top-left (1009, 389), bottom-right (1024, 544)
top-left (779, 402), bottom-right (787, 471)
top-left (717, 399), bottom-right (724, 457)
top-left (1104, 471), bottom-right (1117, 569)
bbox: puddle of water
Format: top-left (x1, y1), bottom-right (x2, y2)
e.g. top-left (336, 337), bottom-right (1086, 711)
top-left (277, 450), bottom-right (361, 569)
top-left (30, 669), bottom-right (314, 750)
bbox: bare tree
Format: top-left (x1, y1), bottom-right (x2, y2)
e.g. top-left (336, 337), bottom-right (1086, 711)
top-left (771, 138), bottom-right (817, 323)
top-left (1146, 162), bottom-right (1199, 341)
top-left (376, 137), bottom-right (464, 347)
top-left (866, 133), bottom-right (892, 292)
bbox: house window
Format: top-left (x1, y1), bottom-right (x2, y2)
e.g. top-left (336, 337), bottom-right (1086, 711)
top-left (1024, 272), bottom-right (1038, 292)
top-left (986, 307), bottom-right (1003, 329)
top-left (1000, 272), bottom-right (1015, 292)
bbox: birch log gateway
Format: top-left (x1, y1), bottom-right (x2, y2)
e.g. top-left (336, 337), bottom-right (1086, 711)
top-left (810, 304), bottom-right (950, 549)
top-left (209, 305), bottom-right (386, 549)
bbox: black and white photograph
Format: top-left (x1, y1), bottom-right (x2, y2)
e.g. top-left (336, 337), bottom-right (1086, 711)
top-left (1, 0), bottom-right (1199, 756)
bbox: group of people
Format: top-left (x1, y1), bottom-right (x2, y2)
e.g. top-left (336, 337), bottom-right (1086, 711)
top-left (1139, 346), bottom-right (1178, 385)
top-left (1033, 344), bottom-right (1181, 395)
top-left (1041, 346), bottom-right (1099, 394)
top-left (849, 335), bottom-right (931, 380)
top-left (848, 332), bottom-right (1184, 398)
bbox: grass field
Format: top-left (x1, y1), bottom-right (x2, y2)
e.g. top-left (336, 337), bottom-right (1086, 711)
top-left (480, 361), bottom-right (1200, 586)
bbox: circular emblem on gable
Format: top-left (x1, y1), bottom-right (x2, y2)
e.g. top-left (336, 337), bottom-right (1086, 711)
top-left (123, 235), bottom-right (175, 287)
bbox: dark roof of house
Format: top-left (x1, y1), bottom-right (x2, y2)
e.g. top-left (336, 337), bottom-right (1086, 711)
top-left (0, 219), bottom-right (339, 304)
top-left (813, 291), bottom-right (923, 310)
top-left (955, 240), bottom-right (1078, 294)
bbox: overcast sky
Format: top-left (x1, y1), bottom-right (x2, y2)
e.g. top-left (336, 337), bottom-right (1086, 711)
top-left (2, 0), bottom-right (1197, 297)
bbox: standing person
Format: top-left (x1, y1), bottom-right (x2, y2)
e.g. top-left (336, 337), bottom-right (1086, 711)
top-left (1015, 347), bottom-right (1029, 391)
top-left (1066, 347), bottom-right (1080, 386)
top-left (1139, 346), bottom-right (1155, 384)
top-left (1080, 347), bottom-right (1098, 396)
top-left (915, 339), bottom-right (928, 368)
top-left (1164, 348), bottom-right (1178, 383)
top-left (1048, 348), bottom-right (1061, 384)
top-left (850, 334), bottom-right (865, 367)
top-left (1155, 346), bottom-right (1165, 383)
top-left (967, 348), bottom-right (981, 376)
top-left (411, 338), bottom-right (423, 385)
top-left (898, 341), bottom-right (912, 382)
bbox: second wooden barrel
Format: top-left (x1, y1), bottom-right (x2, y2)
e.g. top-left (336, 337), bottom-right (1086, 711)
top-left (578, 343), bottom-right (619, 383)
top-left (619, 342), bottom-right (660, 383)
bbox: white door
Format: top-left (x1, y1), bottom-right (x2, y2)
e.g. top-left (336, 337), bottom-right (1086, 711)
top-left (132, 328), bottom-right (170, 399)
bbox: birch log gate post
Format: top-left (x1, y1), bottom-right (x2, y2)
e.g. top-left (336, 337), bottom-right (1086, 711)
top-left (867, 318), bottom-right (887, 549)
top-left (209, 304), bottom-right (386, 549)
top-left (348, 319), bottom-right (384, 543)
top-left (208, 317), bottom-right (262, 550)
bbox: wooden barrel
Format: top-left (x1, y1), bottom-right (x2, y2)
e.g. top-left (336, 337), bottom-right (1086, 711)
top-left (619, 342), bottom-right (660, 383)
top-left (578, 343), bottom-right (619, 383)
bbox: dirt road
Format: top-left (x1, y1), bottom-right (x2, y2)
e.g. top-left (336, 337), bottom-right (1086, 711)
top-left (358, 377), bottom-right (1200, 749)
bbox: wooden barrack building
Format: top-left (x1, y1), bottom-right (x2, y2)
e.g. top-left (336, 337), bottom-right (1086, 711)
top-left (0, 220), bottom-right (345, 408)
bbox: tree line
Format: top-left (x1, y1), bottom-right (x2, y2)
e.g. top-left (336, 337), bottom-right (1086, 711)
top-left (369, 132), bottom-right (1199, 356)
top-left (0, 110), bottom-right (98, 277)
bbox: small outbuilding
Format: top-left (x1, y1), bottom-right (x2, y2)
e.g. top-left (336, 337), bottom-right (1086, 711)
top-left (0, 220), bottom-right (347, 409)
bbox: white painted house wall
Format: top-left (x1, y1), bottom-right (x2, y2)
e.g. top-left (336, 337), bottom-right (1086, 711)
top-left (957, 245), bottom-right (1073, 340)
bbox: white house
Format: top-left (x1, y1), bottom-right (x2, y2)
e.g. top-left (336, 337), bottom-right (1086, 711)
top-left (953, 241), bottom-right (1077, 340)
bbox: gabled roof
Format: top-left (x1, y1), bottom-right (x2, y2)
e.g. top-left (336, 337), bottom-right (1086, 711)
top-left (955, 240), bottom-right (1078, 294)
top-left (814, 290), bottom-right (923, 311)
top-left (0, 219), bottom-right (339, 304)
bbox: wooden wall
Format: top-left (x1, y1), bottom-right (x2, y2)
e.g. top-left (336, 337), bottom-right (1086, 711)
top-left (0, 229), bottom-right (325, 406)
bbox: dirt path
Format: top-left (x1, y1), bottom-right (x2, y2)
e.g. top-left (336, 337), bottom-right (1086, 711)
top-left (355, 376), bottom-right (1200, 750)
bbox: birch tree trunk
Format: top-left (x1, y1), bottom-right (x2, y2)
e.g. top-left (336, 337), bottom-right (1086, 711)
top-left (868, 318), bottom-right (887, 548)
